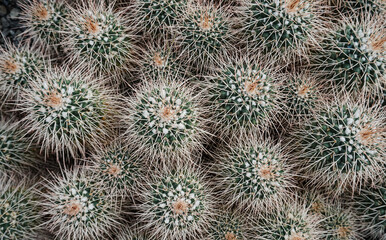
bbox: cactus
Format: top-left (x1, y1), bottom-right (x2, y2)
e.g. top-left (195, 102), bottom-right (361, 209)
top-left (115, 227), bottom-right (148, 240)
top-left (355, 183), bottom-right (386, 239)
top-left (212, 137), bottom-right (294, 212)
top-left (64, 1), bottom-right (134, 78)
top-left (89, 140), bottom-right (142, 195)
top-left (21, 66), bottom-right (117, 159)
top-left (206, 56), bottom-right (282, 137)
top-left (237, 0), bottom-right (327, 63)
top-left (332, 0), bottom-right (385, 16)
top-left (315, 16), bottom-right (385, 98)
top-left (40, 167), bottom-right (122, 240)
top-left (123, 75), bottom-right (208, 163)
top-left (177, 3), bottom-right (233, 70)
top-left (0, 119), bottom-right (38, 175)
top-left (20, 0), bottom-right (67, 47)
top-left (0, 176), bottom-right (41, 240)
top-left (137, 167), bottom-right (215, 240)
top-left (292, 98), bottom-right (385, 194)
top-left (131, 0), bottom-right (188, 35)
top-left (208, 211), bottom-right (249, 240)
top-left (0, 42), bottom-right (46, 101)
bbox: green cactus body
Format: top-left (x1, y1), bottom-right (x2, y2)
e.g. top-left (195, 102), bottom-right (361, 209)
top-left (42, 169), bottom-right (121, 240)
top-left (209, 214), bottom-right (246, 240)
top-left (139, 169), bottom-right (213, 239)
top-left (0, 46), bottom-right (45, 100)
top-left (116, 227), bottom-right (148, 240)
top-left (66, 5), bottom-right (132, 75)
top-left (214, 139), bottom-right (292, 211)
top-left (335, 0), bottom-right (385, 16)
top-left (0, 179), bottom-right (40, 240)
top-left (22, 68), bottom-right (115, 158)
top-left (322, 207), bottom-right (357, 240)
top-left (209, 59), bottom-right (280, 135)
top-left (355, 183), bottom-right (386, 238)
top-left (179, 5), bottom-right (231, 67)
top-left (0, 120), bottom-right (37, 174)
top-left (125, 79), bottom-right (206, 161)
top-left (294, 102), bottom-right (385, 194)
top-left (239, 0), bottom-right (322, 62)
top-left (20, 0), bottom-right (66, 46)
top-left (92, 142), bottom-right (141, 194)
top-left (318, 21), bottom-right (385, 96)
top-left (134, 0), bottom-right (187, 34)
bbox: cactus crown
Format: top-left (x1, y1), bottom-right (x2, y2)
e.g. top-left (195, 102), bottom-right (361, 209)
top-left (21, 0), bottom-right (67, 46)
top-left (319, 20), bottom-right (385, 94)
top-left (66, 3), bottom-right (132, 74)
top-left (0, 44), bottom-right (45, 100)
top-left (0, 178), bottom-right (40, 240)
top-left (209, 214), bottom-right (246, 240)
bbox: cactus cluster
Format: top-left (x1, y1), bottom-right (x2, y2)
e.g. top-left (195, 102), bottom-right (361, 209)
top-left (0, 0), bottom-right (383, 239)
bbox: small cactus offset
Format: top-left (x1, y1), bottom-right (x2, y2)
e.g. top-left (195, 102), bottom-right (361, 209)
top-left (115, 227), bottom-right (148, 240)
top-left (355, 182), bottom-right (386, 239)
top-left (315, 16), bottom-right (385, 98)
top-left (40, 167), bottom-right (122, 240)
top-left (123, 74), bottom-right (208, 163)
top-left (137, 167), bottom-right (215, 240)
top-left (0, 176), bottom-right (41, 240)
top-left (0, 42), bottom-right (46, 101)
top-left (208, 211), bottom-right (250, 240)
top-left (0, 119), bottom-right (38, 175)
top-left (206, 56), bottom-right (282, 137)
top-left (212, 137), bottom-right (294, 212)
top-left (64, 1), bottom-right (134, 78)
top-left (292, 97), bottom-right (385, 194)
top-left (89, 140), bottom-right (142, 195)
top-left (20, 66), bottom-right (118, 159)
top-left (20, 0), bottom-right (67, 48)
top-left (176, 2), bottom-right (233, 70)
top-left (237, 0), bottom-right (327, 63)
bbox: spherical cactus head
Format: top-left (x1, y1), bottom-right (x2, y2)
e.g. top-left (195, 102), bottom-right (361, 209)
top-left (316, 16), bottom-right (385, 99)
top-left (90, 140), bottom-right (142, 195)
top-left (254, 199), bottom-right (322, 240)
top-left (355, 183), bottom-right (386, 239)
top-left (0, 119), bottom-right (38, 175)
top-left (213, 136), bottom-right (294, 213)
top-left (207, 55), bottom-right (282, 138)
top-left (178, 3), bottom-right (233, 70)
top-left (21, 66), bottom-right (117, 159)
top-left (237, 0), bottom-right (327, 63)
top-left (208, 211), bottom-right (250, 240)
top-left (292, 97), bottom-right (385, 195)
top-left (332, 0), bottom-right (385, 16)
top-left (20, 0), bottom-right (67, 47)
top-left (40, 167), bottom-right (122, 240)
top-left (0, 42), bottom-right (46, 101)
top-left (64, 1), bottom-right (134, 78)
top-left (132, 0), bottom-right (188, 34)
top-left (115, 227), bottom-right (148, 240)
top-left (0, 176), bottom-right (41, 240)
top-left (123, 74), bottom-right (208, 164)
top-left (137, 167), bottom-right (215, 240)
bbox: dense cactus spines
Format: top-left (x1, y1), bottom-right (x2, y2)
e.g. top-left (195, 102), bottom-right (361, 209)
top-left (213, 138), bottom-right (293, 212)
top-left (208, 212), bottom-right (248, 240)
top-left (20, 0), bottom-right (67, 47)
top-left (115, 227), bottom-right (148, 240)
top-left (40, 168), bottom-right (121, 240)
top-left (292, 99), bottom-right (385, 194)
top-left (0, 177), bottom-right (41, 240)
top-left (137, 168), bottom-right (215, 240)
top-left (355, 183), bottom-right (386, 239)
top-left (132, 0), bottom-right (188, 34)
top-left (332, 0), bottom-right (385, 16)
top-left (21, 67), bottom-right (117, 158)
top-left (123, 76), bottom-right (207, 162)
top-left (255, 200), bottom-right (321, 240)
top-left (316, 17), bottom-right (385, 97)
top-left (0, 120), bottom-right (37, 175)
top-left (237, 0), bottom-right (326, 63)
top-left (90, 141), bottom-right (141, 195)
top-left (177, 4), bottom-right (232, 69)
top-left (0, 43), bottom-right (45, 101)
top-left (207, 57), bottom-right (281, 136)
top-left (64, 2), bottom-right (134, 77)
